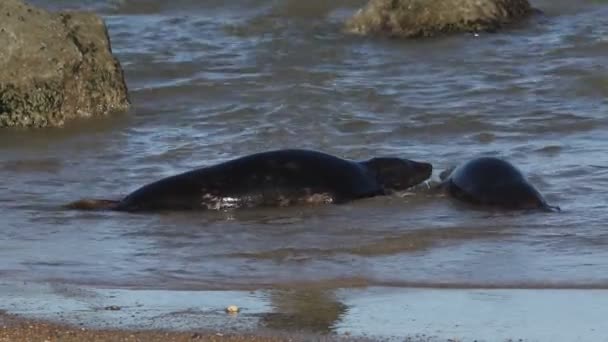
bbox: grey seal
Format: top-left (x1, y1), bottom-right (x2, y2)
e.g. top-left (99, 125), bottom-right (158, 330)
top-left (67, 149), bottom-right (432, 212)
top-left (440, 157), bottom-right (559, 211)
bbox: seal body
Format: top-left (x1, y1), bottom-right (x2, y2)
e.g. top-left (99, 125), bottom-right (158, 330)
top-left (441, 157), bottom-right (559, 211)
top-left (69, 149), bottom-right (432, 212)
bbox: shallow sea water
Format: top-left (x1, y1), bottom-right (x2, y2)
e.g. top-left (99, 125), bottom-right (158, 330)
top-left (1, 0), bottom-right (608, 339)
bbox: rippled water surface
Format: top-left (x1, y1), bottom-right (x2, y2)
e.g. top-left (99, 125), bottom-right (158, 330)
top-left (2, 0), bottom-right (608, 295)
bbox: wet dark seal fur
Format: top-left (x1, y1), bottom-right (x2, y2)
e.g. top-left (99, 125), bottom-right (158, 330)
top-left (67, 149), bottom-right (432, 212)
top-left (440, 157), bottom-right (559, 211)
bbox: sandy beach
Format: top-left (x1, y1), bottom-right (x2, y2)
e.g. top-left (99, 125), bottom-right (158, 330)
top-left (0, 310), bottom-right (378, 342)
top-left (2, 281), bottom-right (607, 342)
top-left (1, 314), bottom-right (282, 342)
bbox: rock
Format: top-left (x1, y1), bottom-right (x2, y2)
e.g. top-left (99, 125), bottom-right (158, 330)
top-left (345, 0), bottom-right (535, 38)
top-left (0, 0), bottom-right (129, 128)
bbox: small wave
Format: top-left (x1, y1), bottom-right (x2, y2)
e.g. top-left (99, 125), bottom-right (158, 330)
top-left (371, 280), bottom-right (608, 290)
top-left (392, 115), bottom-right (496, 137)
top-left (535, 145), bottom-right (564, 155)
top-left (1, 158), bottom-right (63, 173)
top-left (575, 74), bottom-right (608, 98)
top-left (532, 0), bottom-right (601, 16)
top-left (108, 0), bottom-right (210, 15)
top-left (269, 0), bottom-right (364, 19)
top-left (38, 275), bottom-right (608, 292)
top-left (515, 113), bottom-right (599, 133)
top-left (224, 227), bottom-right (510, 259)
top-left (21, 260), bottom-right (89, 267)
top-left (470, 132), bottom-right (496, 143)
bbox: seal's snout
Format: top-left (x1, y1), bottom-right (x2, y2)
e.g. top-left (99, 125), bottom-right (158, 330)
top-left (414, 160), bottom-right (433, 178)
top-left (408, 160), bottom-right (433, 188)
top-left (365, 157), bottom-right (433, 191)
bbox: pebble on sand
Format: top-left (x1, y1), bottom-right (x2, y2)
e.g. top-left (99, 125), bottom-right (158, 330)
top-left (225, 305), bottom-right (240, 314)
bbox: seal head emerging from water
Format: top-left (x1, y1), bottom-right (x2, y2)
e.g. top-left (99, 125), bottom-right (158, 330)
top-left (68, 149), bottom-right (432, 212)
top-left (439, 157), bottom-right (559, 211)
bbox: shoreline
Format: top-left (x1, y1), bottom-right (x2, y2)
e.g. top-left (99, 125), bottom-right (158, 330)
top-left (1, 281), bottom-right (607, 342)
top-left (0, 312), bottom-right (367, 342)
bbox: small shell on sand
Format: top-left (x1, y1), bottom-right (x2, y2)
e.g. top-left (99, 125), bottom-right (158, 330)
top-left (225, 305), bottom-right (240, 314)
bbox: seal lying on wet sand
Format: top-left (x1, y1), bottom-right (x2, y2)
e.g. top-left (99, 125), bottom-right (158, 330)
top-left (67, 149), bottom-right (432, 212)
top-left (439, 157), bottom-right (560, 211)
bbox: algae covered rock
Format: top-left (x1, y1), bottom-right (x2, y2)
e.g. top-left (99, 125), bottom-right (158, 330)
top-left (345, 0), bottom-right (535, 38)
top-left (0, 0), bottom-right (129, 128)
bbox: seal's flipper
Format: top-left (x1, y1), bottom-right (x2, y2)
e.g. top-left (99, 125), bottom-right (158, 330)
top-left (439, 166), bottom-right (457, 181)
top-left (425, 179), bottom-right (448, 193)
top-left (65, 199), bottom-right (120, 211)
top-left (541, 204), bottom-right (561, 213)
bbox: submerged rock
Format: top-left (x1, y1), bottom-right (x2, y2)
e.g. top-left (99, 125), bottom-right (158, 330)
top-left (345, 0), bottom-right (535, 38)
top-left (0, 0), bottom-right (129, 128)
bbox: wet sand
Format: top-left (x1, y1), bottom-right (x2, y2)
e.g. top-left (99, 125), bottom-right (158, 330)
top-left (2, 281), bottom-right (607, 342)
top-left (0, 314), bottom-right (286, 342)
top-left (0, 315), bottom-right (377, 342)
